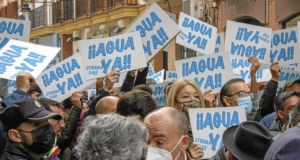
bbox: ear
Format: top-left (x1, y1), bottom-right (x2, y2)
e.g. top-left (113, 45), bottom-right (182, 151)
top-left (8, 129), bottom-right (22, 143)
top-left (277, 110), bottom-right (284, 119)
top-left (223, 96), bottom-right (231, 107)
top-left (179, 135), bottom-right (189, 151)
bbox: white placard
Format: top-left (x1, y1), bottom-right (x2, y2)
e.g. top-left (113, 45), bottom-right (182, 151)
top-left (163, 12), bottom-right (177, 52)
top-left (147, 63), bottom-right (155, 78)
top-left (165, 71), bottom-right (178, 82)
top-left (7, 80), bottom-right (16, 94)
top-left (225, 20), bottom-right (272, 64)
top-left (176, 12), bottom-right (217, 55)
top-left (36, 53), bottom-right (96, 102)
top-left (0, 18), bottom-right (31, 48)
top-left (278, 70), bottom-right (300, 87)
top-left (148, 69), bottom-right (164, 84)
top-left (0, 39), bottom-right (60, 80)
top-left (88, 88), bottom-right (96, 98)
top-left (188, 107), bottom-right (247, 159)
top-left (281, 63), bottom-right (298, 71)
top-left (78, 32), bottom-right (146, 80)
top-left (174, 51), bottom-right (234, 93)
top-left (197, 32), bottom-right (225, 56)
top-left (149, 82), bottom-right (169, 106)
top-left (270, 27), bottom-right (300, 68)
top-left (122, 3), bottom-right (181, 62)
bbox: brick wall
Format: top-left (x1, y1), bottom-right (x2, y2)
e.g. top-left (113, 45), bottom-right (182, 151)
top-left (265, 0), bottom-right (282, 31)
top-left (61, 35), bottom-right (73, 60)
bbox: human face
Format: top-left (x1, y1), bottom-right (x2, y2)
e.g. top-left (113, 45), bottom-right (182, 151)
top-left (175, 85), bottom-right (200, 104)
top-left (49, 105), bottom-right (65, 135)
top-left (285, 83), bottom-right (300, 92)
top-left (82, 102), bottom-right (89, 112)
top-left (30, 91), bottom-right (41, 100)
top-left (17, 121), bottom-right (49, 145)
top-left (223, 82), bottom-right (251, 107)
top-left (145, 114), bottom-right (188, 160)
top-left (279, 96), bottom-right (299, 123)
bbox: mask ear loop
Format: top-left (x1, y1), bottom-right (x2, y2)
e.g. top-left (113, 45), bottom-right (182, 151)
top-left (170, 136), bottom-right (184, 160)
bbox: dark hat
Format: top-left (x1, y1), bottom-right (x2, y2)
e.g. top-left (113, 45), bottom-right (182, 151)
top-left (223, 121), bottom-right (273, 160)
top-left (282, 78), bottom-right (300, 91)
top-left (0, 98), bottom-right (62, 132)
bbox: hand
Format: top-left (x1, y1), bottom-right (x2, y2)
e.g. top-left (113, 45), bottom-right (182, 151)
top-left (103, 69), bottom-right (120, 92)
top-left (204, 89), bottom-right (215, 108)
top-left (71, 92), bottom-right (82, 108)
top-left (16, 72), bottom-right (35, 93)
top-left (270, 62), bottom-right (281, 81)
top-left (248, 56), bottom-right (260, 75)
top-left (189, 142), bottom-right (204, 159)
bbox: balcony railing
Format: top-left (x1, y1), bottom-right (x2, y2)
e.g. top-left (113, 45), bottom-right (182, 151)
top-left (76, 0), bottom-right (88, 18)
top-left (30, 5), bottom-right (47, 29)
top-left (90, 0), bottom-right (104, 15)
top-left (64, 0), bottom-right (74, 21)
top-left (52, 1), bottom-right (62, 25)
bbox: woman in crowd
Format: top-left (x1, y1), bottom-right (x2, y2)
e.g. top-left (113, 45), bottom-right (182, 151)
top-left (167, 78), bottom-right (205, 159)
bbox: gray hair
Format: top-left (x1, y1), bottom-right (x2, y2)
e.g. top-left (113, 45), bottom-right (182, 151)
top-left (220, 78), bottom-right (245, 106)
top-left (170, 108), bottom-right (189, 135)
top-left (274, 91), bottom-right (300, 111)
top-left (75, 113), bottom-right (149, 160)
top-left (291, 102), bottom-right (300, 126)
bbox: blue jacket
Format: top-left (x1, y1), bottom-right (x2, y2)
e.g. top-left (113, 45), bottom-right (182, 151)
top-left (260, 112), bottom-right (278, 129)
top-left (264, 125), bottom-right (300, 160)
top-left (2, 90), bottom-right (27, 107)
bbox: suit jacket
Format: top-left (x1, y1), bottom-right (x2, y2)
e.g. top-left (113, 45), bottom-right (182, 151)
top-left (264, 124), bottom-right (300, 160)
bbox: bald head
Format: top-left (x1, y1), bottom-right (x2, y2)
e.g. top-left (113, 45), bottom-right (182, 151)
top-left (96, 96), bottom-right (119, 114)
top-left (145, 107), bottom-right (189, 135)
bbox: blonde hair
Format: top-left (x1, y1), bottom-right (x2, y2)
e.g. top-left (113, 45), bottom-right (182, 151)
top-left (167, 78), bottom-right (205, 108)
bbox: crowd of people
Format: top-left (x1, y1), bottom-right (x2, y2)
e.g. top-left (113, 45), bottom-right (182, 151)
top-left (0, 56), bottom-right (300, 160)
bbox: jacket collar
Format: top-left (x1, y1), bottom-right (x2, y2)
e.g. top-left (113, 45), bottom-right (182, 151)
top-left (5, 140), bottom-right (44, 160)
top-left (269, 118), bottom-right (282, 131)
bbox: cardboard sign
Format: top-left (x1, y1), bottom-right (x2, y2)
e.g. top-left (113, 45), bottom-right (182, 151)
top-left (197, 33), bottom-right (225, 56)
top-left (45, 52), bottom-right (61, 70)
top-left (7, 80), bottom-right (16, 94)
top-left (36, 53), bottom-right (96, 102)
top-left (278, 70), bottom-right (300, 87)
top-left (177, 12), bottom-right (217, 55)
top-left (281, 63), bottom-right (298, 71)
top-left (150, 82), bottom-right (169, 106)
top-left (174, 51), bottom-right (234, 93)
top-left (122, 3), bottom-right (181, 62)
top-left (163, 12), bottom-right (177, 52)
top-left (148, 69), bottom-right (164, 84)
top-left (103, 71), bottom-right (127, 88)
top-left (165, 71), bottom-right (178, 82)
top-left (0, 39), bottom-right (60, 80)
top-left (270, 27), bottom-right (300, 67)
top-left (88, 88), bottom-right (96, 98)
top-left (225, 20), bottom-right (272, 64)
top-left (0, 18), bottom-right (31, 48)
top-left (188, 107), bottom-right (247, 159)
top-left (147, 63), bottom-right (155, 77)
top-left (78, 32), bottom-right (146, 80)
top-left (231, 58), bottom-right (272, 83)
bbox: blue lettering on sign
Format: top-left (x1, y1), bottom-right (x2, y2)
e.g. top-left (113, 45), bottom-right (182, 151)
top-left (181, 17), bottom-right (213, 38)
top-left (0, 21), bottom-right (24, 36)
top-left (153, 86), bottom-right (164, 96)
top-left (168, 72), bottom-right (178, 79)
top-left (88, 37), bottom-right (135, 59)
top-left (8, 80), bottom-right (16, 88)
top-left (278, 71), bottom-right (300, 82)
top-left (98, 54), bottom-right (132, 74)
top-left (182, 56), bottom-right (225, 77)
top-left (231, 59), bottom-right (251, 69)
top-left (270, 31), bottom-right (297, 63)
top-left (194, 73), bottom-right (223, 89)
top-left (0, 45), bottom-right (27, 74)
top-left (154, 96), bottom-right (166, 106)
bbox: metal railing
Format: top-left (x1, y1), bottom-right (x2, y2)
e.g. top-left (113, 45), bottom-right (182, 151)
top-left (64, 0), bottom-right (74, 21)
top-left (76, 0), bottom-right (88, 18)
top-left (52, 1), bottom-right (62, 25)
top-left (30, 5), bottom-right (45, 29)
top-left (90, 0), bottom-right (104, 14)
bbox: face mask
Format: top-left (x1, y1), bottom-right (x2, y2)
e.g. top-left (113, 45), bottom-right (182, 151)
top-left (237, 96), bottom-right (253, 115)
top-left (179, 100), bottom-right (201, 118)
top-left (282, 111), bottom-right (292, 123)
top-left (146, 147), bottom-right (173, 160)
top-left (19, 123), bottom-right (56, 154)
top-left (258, 91), bottom-right (263, 100)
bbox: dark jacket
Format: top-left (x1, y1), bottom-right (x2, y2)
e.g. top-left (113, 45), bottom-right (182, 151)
top-left (120, 66), bottom-right (148, 92)
top-left (255, 80), bottom-right (278, 121)
top-left (0, 123), bottom-right (7, 158)
top-left (1, 140), bottom-right (48, 160)
top-left (209, 146), bottom-right (227, 160)
top-left (2, 90), bottom-right (27, 107)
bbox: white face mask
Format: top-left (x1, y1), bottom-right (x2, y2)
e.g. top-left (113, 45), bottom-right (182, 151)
top-left (146, 147), bottom-right (173, 160)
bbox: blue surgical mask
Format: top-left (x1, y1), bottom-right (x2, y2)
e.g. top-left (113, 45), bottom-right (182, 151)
top-left (238, 96), bottom-right (253, 115)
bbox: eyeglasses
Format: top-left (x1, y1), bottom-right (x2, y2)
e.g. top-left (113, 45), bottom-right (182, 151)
top-left (227, 91), bottom-right (254, 98)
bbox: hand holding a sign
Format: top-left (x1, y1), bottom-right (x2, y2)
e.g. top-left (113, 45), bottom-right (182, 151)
top-left (16, 72), bottom-right (35, 93)
top-left (103, 69), bottom-right (120, 92)
top-left (189, 142), bottom-right (204, 159)
top-left (270, 62), bottom-right (281, 81)
top-left (248, 56), bottom-right (260, 76)
top-left (71, 91), bottom-right (83, 108)
top-left (204, 89), bottom-right (215, 108)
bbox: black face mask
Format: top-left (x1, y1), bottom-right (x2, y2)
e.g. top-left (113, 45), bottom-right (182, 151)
top-left (18, 123), bottom-right (56, 154)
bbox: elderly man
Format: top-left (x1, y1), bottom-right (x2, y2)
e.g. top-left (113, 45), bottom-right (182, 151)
top-left (144, 107), bottom-right (202, 160)
top-left (96, 96), bottom-right (119, 114)
top-left (0, 98), bottom-right (62, 160)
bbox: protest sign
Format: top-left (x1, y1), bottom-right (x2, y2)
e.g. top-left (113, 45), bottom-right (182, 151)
top-left (188, 107), bottom-right (247, 159)
top-left (270, 27), bottom-right (300, 68)
top-left (177, 12), bottom-right (217, 55)
top-left (165, 71), bottom-right (178, 82)
top-left (122, 3), bottom-right (181, 62)
top-left (278, 70), bottom-right (300, 87)
top-left (0, 18), bottom-right (31, 48)
top-left (8, 80), bottom-right (16, 94)
top-left (150, 82), bottom-right (169, 106)
top-left (174, 51), bottom-right (234, 93)
top-left (197, 32), bottom-right (225, 56)
top-left (36, 53), bottom-right (96, 102)
top-left (225, 20), bottom-right (272, 64)
top-left (88, 88), bottom-right (96, 98)
top-left (281, 63), bottom-right (298, 71)
top-left (45, 52), bottom-right (61, 70)
top-left (148, 69), bottom-right (164, 84)
top-left (231, 58), bottom-right (272, 83)
top-left (103, 71), bottom-right (127, 88)
top-left (0, 39), bottom-right (60, 80)
top-left (163, 12), bottom-right (177, 52)
top-left (78, 32), bottom-right (146, 80)
top-left (147, 63), bottom-right (155, 77)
